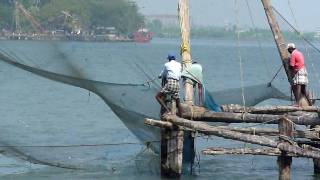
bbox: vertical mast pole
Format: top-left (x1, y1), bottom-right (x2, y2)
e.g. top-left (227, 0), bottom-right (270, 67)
top-left (261, 0), bottom-right (292, 85)
top-left (178, 0), bottom-right (193, 105)
top-left (178, 0), bottom-right (196, 167)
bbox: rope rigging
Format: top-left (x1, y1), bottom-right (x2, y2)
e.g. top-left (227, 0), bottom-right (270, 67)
top-left (0, 140), bottom-right (160, 148)
top-left (286, 0), bottom-right (320, 86)
top-left (272, 6), bottom-right (320, 54)
top-left (245, 0), bottom-right (272, 79)
top-left (245, 0), bottom-right (283, 86)
top-left (234, 0), bottom-right (246, 107)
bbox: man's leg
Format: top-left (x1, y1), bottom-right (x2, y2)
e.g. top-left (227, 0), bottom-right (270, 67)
top-left (292, 84), bottom-right (301, 105)
top-left (301, 85), bottom-right (313, 105)
top-left (155, 92), bottom-right (170, 113)
top-left (175, 98), bottom-right (183, 117)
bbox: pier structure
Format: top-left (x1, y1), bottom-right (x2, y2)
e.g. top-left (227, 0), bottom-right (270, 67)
top-left (146, 0), bottom-right (320, 179)
top-left (146, 104), bottom-right (320, 179)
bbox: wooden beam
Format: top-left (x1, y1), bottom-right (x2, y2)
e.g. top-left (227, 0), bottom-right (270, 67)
top-left (182, 104), bottom-right (320, 125)
top-left (219, 126), bottom-right (319, 139)
top-left (145, 118), bottom-right (195, 132)
top-left (221, 104), bottom-right (320, 114)
top-left (145, 118), bottom-right (173, 129)
top-left (163, 114), bottom-right (320, 159)
top-left (202, 147), bottom-right (298, 157)
top-left (145, 118), bottom-right (319, 139)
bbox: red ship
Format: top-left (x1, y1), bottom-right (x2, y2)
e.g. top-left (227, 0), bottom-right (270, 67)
top-left (132, 28), bottom-right (153, 43)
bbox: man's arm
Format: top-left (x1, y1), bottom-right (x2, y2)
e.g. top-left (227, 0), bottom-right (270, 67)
top-left (158, 66), bottom-right (166, 79)
top-left (288, 55), bottom-right (296, 75)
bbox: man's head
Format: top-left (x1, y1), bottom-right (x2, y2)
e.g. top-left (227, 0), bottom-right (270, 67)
top-left (167, 54), bottom-right (176, 61)
top-left (287, 43), bottom-right (296, 54)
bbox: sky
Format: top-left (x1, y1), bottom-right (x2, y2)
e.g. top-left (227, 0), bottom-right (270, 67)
top-left (133, 0), bottom-right (320, 32)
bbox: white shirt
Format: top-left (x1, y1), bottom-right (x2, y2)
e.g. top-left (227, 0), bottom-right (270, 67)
top-left (159, 60), bottom-right (182, 80)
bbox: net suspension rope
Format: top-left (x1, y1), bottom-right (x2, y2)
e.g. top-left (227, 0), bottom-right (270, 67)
top-left (245, 0), bottom-right (272, 79)
top-left (245, 0), bottom-right (283, 86)
top-left (234, 0), bottom-right (246, 107)
top-left (286, 0), bottom-right (320, 86)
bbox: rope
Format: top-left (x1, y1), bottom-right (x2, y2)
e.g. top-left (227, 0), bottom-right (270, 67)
top-left (245, 0), bottom-right (271, 79)
top-left (268, 65), bottom-right (283, 86)
top-left (234, 0), bottom-right (246, 107)
top-left (272, 6), bottom-right (320, 54)
top-left (286, 0), bottom-right (320, 86)
top-left (0, 141), bottom-right (160, 148)
top-left (178, 0), bottom-right (192, 65)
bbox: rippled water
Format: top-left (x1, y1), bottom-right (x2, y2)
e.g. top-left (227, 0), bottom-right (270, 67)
top-left (0, 38), bottom-right (319, 179)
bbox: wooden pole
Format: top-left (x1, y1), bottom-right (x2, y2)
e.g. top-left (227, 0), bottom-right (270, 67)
top-left (261, 0), bottom-right (292, 83)
top-left (277, 118), bottom-right (293, 180)
top-left (311, 127), bottom-right (320, 174)
top-left (178, 0), bottom-right (195, 169)
top-left (178, 0), bottom-right (193, 104)
top-left (161, 101), bottom-right (184, 177)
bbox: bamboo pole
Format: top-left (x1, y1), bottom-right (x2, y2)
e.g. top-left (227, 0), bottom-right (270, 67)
top-left (178, 0), bottom-right (195, 169)
top-left (179, 0), bottom-right (193, 105)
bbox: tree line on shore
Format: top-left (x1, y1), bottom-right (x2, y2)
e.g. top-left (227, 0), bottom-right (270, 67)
top-left (147, 20), bottom-right (317, 40)
top-left (0, 0), bottom-right (144, 35)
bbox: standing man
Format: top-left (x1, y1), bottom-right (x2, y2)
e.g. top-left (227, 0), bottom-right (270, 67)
top-left (155, 54), bottom-right (183, 116)
top-left (287, 43), bottom-right (309, 106)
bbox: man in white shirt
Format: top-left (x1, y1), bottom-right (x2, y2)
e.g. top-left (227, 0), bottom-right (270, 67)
top-left (155, 54), bottom-right (183, 116)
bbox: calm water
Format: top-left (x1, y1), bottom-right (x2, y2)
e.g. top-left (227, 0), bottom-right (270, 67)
top-left (0, 38), bottom-right (319, 179)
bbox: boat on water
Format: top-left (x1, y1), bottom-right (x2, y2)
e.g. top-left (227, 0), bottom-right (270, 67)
top-left (131, 28), bottom-right (153, 43)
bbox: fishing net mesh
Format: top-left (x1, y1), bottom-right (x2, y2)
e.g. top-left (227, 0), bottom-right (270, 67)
top-left (0, 0), bottom-right (318, 174)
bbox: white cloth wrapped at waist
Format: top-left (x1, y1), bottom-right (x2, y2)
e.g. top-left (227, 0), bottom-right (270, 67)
top-left (293, 67), bottom-right (308, 85)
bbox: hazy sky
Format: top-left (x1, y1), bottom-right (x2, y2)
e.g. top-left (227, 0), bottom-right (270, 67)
top-left (134, 0), bottom-right (320, 32)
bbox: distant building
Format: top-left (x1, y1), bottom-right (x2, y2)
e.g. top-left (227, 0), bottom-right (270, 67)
top-left (146, 14), bottom-right (178, 27)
